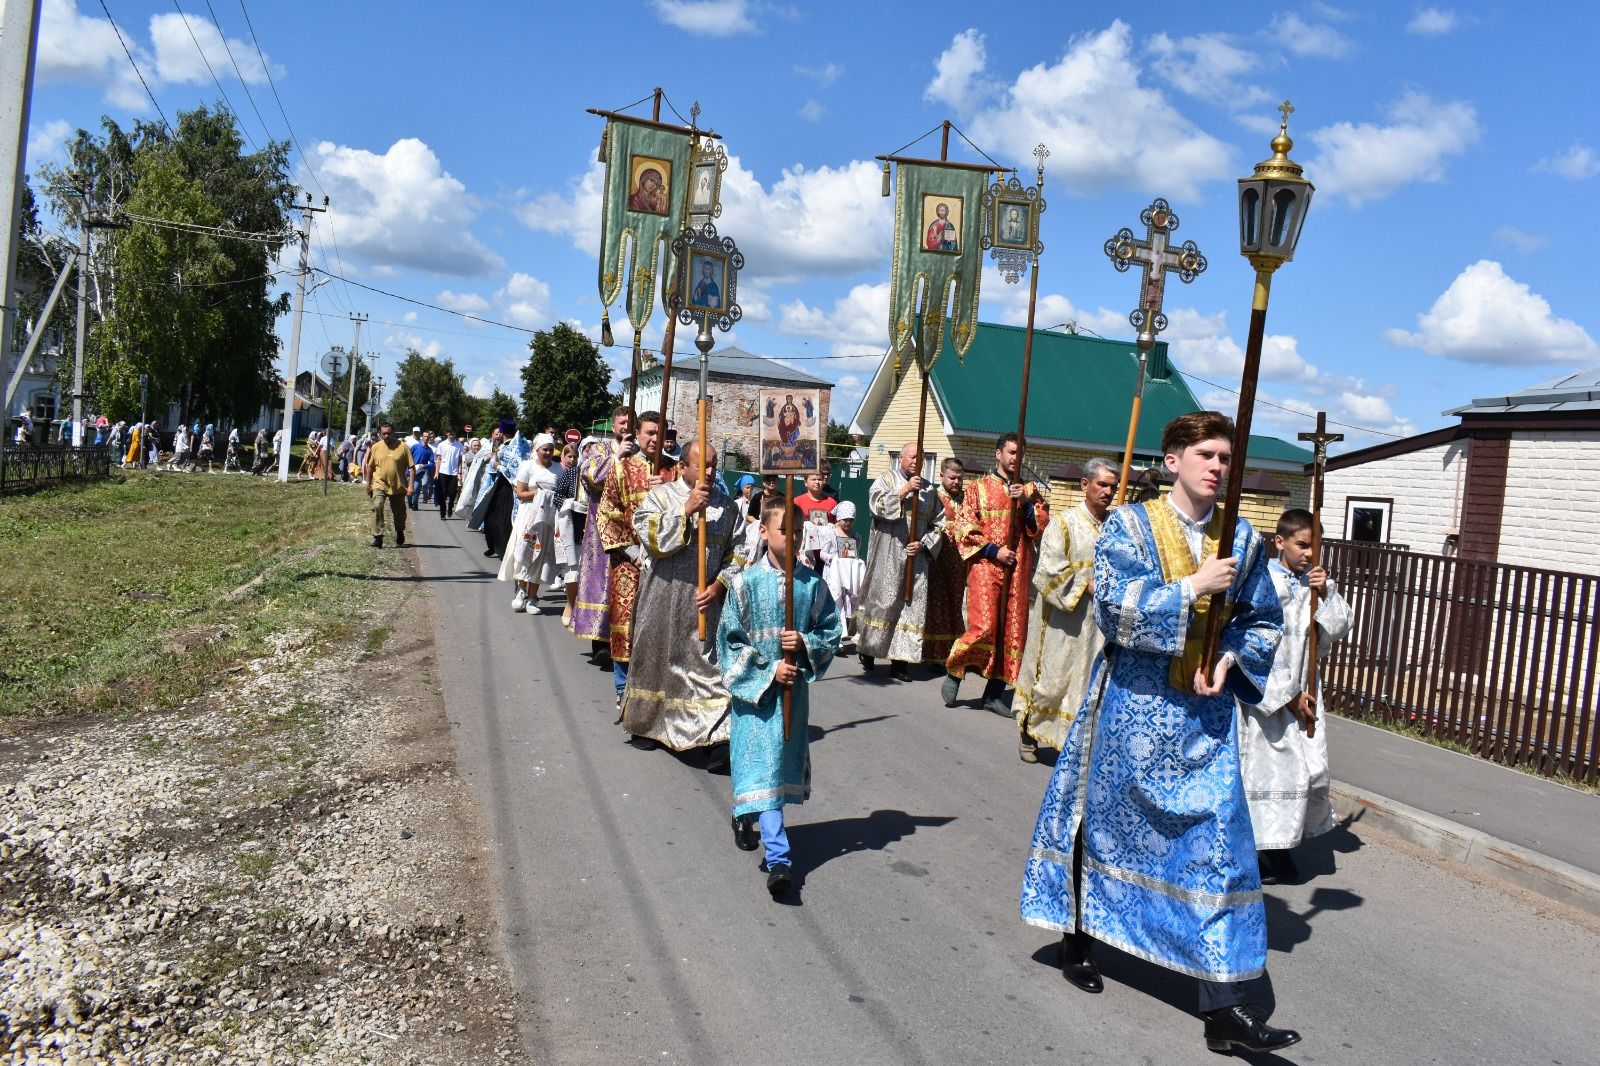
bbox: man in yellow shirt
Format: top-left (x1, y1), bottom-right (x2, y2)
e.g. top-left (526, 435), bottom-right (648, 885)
top-left (365, 421), bottom-right (415, 548)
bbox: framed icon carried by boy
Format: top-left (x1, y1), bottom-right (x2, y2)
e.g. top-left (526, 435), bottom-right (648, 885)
top-left (921, 193), bottom-right (963, 255)
top-left (758, 387), bottom-right (822, 475)
top-left (627, 155), bottom-right (672, 216)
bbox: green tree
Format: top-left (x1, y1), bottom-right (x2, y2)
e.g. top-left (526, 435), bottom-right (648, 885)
top-left (386, 350), bottom-right (472, 434)
top-left (466, 388), bottom-right (518, 434)
top-left (519, 323), bottom-right (613, 434)
top-left (38, 106), bottom-right (294, 426)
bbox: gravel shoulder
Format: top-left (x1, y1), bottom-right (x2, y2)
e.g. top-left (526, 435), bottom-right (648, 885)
top-left (1, 546), bottom-right (525, 1064)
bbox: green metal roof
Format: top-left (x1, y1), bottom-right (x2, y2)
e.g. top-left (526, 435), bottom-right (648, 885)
top-left (927, 321), bottom-right (1310, 464)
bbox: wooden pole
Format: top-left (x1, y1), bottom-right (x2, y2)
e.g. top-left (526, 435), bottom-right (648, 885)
top-left (783, 473), bottom-right (795, 741)
top-left (626, 330), bottom-right (641, 416)
top-left (696, 316), bottom-right (711, 641)
top-left (990, 259), bottom-right (1041, 643)
top-left (1114, 350), bottom-right (1149, 506)
top-left (651, 87), bottom-right (662, 122)
top-left (1299, 410), bottom-right (1341, 738)
top-left (902, 360), bottom-right (930, 602)
top-left (1201, 268), bottom-right (1274, 672)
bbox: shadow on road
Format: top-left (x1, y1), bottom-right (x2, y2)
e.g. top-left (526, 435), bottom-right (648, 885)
top-left (788, 810), bottom-right (956, 877)
top-left (808, 714), bottom-right (898, 743)
top-left (1266, 887), bottom-right (1365, 955)
top-left (291, 570), bottom-right (495, 584)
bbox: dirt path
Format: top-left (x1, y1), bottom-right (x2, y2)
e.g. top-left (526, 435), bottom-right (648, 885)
top-left (1, 552), bottom-right (524, 1064)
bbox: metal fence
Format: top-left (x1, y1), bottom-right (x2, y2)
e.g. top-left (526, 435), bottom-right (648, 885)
top-left (1320, 538), bottom-right (1599, 783)
top-left (0, 444), bottom-right (115, 495)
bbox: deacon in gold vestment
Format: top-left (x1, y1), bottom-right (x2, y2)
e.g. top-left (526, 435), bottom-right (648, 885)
top-left (1014, 459), bottom-right (1117, 762)
top-left (943, 433), bottom-right (1049, 714)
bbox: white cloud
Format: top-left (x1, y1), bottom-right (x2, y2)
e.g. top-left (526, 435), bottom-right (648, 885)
top-left (436, 290), bottom-right (490, 315)
top-left (1267, 12), bottom-right (1354, 58)
top-left (798, 99), bottom-right (825, 123)
top-left (777, 282), bottom-right (888, 347)
top-left (384, 330), bottom-right (444, 361)
top-left (1534, 144), bottom-right (1600, 181)
top-left (931, 23), bottom-right (1233, 200)
top-left (36, 0), bottom-right (147, 108)
top-left (1491, 226), bottom-right (1548, 253)
top-left (308, 138), bottom-right (503, 277)
top-left (1385, 260), bottom-right (1598, 365)
top-left (1146, 32), bottom-right (1267, 107)
top-left (148, 12), bottom-right (269, 86)
top-left (650, 0), bottom-right (755, 36)
top-left (468, 375), bottom-right (493, 399)
top-left (496, 273), bottom-right (552, 329)
top-left (26, 119), bottom-right (72, 165)
top-left (1406, 7), bottom-right (1458, 35)
top-left (1308, 91), bottom-right (1480, 206)
top-left (924, 28), bottom-right (993, 113)
top-left (401, 311), bottom-right (418, 324)
top-left (794, 61), bottom-right (842, 86)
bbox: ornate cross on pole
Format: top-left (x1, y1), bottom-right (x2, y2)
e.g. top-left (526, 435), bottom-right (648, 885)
top-left (1104, 199), bottom-right (1207, 504)
top-left (1298, 410), bottom-right (1343, 736)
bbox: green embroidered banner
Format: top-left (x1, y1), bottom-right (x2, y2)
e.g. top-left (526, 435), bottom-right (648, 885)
top-left (889, 162), bottom-right (987, 366)
top-left (598, 118), bottom-right (693, 331)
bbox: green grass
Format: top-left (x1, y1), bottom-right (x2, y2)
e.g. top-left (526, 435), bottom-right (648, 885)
top-left (0, 470), bottom-right (402, 718)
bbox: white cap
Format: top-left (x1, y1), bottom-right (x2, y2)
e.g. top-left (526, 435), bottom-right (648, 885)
top-left (835, 500), bottom-right (857, 520)
top-left (532, 433), bottom-right (557, 451)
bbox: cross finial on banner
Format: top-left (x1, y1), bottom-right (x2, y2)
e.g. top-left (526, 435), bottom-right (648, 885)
top-left (1103, 198), bottom-right (1208, 352)
top-left (1033, 143), bottom-right (1049, 179)
top-left (690, 101), bottom-right (701, 128)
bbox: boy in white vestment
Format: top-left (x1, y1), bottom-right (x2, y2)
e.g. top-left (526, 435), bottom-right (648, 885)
top-left (1238, 508), bottom-right (1354, 885)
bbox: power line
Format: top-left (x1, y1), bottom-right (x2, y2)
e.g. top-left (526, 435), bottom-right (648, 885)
top-left (200, 0), bottom-right (272, 145)
top-left (236, 0), bottom-right (324, 197)
top-left (1175, 369), bottom-right (1406, 441)
top-left (99, 0), bottom-right (172, 133)
top-left (171, 0), bottom-right (255, 151)
top-left (121, 210), bottom-right (288, 243)
top-left (311, 268), bottom-right (539, 333)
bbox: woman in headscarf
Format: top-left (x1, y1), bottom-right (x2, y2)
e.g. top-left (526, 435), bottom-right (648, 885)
top-left (198, 424), bottom-right (216, 472)
top-left (554, 439), bottom-right (587, 628)
top-left (123, 422), bottom-right (142, 468)
top-left (499, 433), bottom-right (559, 611)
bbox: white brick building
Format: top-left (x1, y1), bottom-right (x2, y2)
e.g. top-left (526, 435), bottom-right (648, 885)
top-left (1320, 367), bottom-right (1600, 575)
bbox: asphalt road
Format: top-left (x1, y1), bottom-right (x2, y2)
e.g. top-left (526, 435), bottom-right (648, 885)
top-left (407, 510), bottom-right (1600, 1066)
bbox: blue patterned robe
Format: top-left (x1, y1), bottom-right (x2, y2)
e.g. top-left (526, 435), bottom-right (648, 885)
top-left (1019, 500), bottom-right (1283, 982)
top-left (719, 559), bottom-right (842, 818)
top-left (467, 435), bottom-right (531, 530)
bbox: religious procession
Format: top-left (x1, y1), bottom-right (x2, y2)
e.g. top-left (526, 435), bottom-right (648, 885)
top-left (355, 92), bottom-right (1356, 1058)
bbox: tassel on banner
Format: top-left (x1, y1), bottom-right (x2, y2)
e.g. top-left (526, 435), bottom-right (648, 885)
top-left (600, 310), bottom-right (614, 347)
top-left (881, 160), bottom-right (892, 198)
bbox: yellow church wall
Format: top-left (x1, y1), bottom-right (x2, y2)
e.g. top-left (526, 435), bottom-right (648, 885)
top-left (864, 360), bottom-right (955, 480)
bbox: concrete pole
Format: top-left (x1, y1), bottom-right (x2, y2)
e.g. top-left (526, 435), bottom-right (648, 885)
top-left (71, 204), bottom-right (86, 445)
top-left (343, 312), bottom-right (364, 445)
top-left (0, 0), bottom-right (41, 416)
top-left (277, 195), bottom-right (324, 481)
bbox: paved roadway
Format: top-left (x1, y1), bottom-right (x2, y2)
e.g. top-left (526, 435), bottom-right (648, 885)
top-left (408, 512), bottom-right (1600, 1066)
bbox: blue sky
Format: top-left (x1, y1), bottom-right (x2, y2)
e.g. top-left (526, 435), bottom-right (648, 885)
top-left (21, 0), bottom-right (1600, 450)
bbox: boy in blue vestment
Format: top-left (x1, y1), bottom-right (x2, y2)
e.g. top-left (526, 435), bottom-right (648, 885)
top-left (1020, 411), bottom-right (1301, 1056)
top-left (718, 495), bottom-right (842, 898)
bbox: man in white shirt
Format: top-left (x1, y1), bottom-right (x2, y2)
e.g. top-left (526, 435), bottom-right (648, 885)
top-left (433, 429), bottom-right (466, 519)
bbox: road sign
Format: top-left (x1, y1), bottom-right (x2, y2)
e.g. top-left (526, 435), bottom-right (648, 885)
top-left (319, 349), bottom-right (349, 380)
top-left (360, 401), bottom-right (376, 416)
top-left (565, 428), bottom-right (581, 445)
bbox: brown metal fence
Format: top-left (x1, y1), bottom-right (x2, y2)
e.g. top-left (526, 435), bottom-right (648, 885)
top-left (1320, 539), bottom-right (1600, 783)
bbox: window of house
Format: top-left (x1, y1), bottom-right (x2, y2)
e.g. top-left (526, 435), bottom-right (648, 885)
top-left (30, 393), bottom-right (57, 422)
top-left (1344, 496), bottom-right (1392, 544)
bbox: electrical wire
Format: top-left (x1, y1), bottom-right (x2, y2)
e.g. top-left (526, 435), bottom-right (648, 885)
top-left (200, 0), bottom-right (273, 145)
top-left (98, 0), bottom-right (172, 134)
top-left (237, 0), bottom-right (324, 197)
top-left (121, 210), bottom-right (289, 243)
top-left (171, 0), bottom-right (255, 151)
top-left (310, 268), bottom-right (539, 333)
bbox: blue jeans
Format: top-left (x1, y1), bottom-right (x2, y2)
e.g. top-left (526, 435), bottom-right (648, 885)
top-left (759, 809), bottom-right (789, 868)
top-left (613, 658), bottom-right (629, 697)
top-left (409, 468), bottom-right (433, 508)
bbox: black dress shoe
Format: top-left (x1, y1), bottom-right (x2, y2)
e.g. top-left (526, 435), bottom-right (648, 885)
top-left (1257, 848), bottom-right (1300, 886)
top-left (732, 813), bottom-right (760, 851)
top-left (627, 735), bottom-right (658, 751)
top-left (766, 863), bottom-right (792, 898)
top-left (396, 534), bottom-right (405, 547)
top-left (1059, 932), bottom-right (1103, 993)
top-left (705, 743), bottom-right (730, 773)
top-left (889, 661), bottom-right (911, 682)
top-left (1202, 1005), bottom-right (1301, 1055)
top-left (858, 654), bottom-right (875, 672)
top-left (484, 547), bottom-right (496, 557)
top-left (371, 536), bottom-right (383, 548)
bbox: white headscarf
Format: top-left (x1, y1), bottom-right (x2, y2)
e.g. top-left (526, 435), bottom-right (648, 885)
top-left (835, 500), bottom-right (857, 521)
top-left (532, 432), bottom-right (557, 453)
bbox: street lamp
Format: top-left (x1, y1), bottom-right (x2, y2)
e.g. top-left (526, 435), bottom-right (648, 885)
top-left (1201, 100), bottom-right (1315, 670)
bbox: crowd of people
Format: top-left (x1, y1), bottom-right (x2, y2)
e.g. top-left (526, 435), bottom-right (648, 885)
top-left (369, 405), bottom-right (1350, 1055)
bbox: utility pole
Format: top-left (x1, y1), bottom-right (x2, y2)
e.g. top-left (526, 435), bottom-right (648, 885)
top-left (0, 0), bottom-right (41, 412)
top-left (277, 192), bottom-right (327, 482)
top-left (362, 356), bottom-right (379, 438)
top-left (70, 208), bottom-right (88, 445)
top-left (344, 312), bottom-right (365, 446)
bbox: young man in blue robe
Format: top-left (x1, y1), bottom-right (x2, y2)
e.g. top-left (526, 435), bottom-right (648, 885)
top-left (1019, 411), bottom-right (1300, 1056)
top-left (718, 495), bottom-right (842, 899)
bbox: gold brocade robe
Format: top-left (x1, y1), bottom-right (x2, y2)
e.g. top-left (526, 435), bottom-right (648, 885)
top-left (945, 470), bottom-right (1048, 684)
top-left (597, 453), bottom-right (653, 663)
top-left (1015, 503), bottom-right (1105, 749)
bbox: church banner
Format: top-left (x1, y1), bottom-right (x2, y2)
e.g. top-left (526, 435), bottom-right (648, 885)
top-left (758, 387), bottom-right (822, 475)
top-left (888, 162), bottom-right (988, 365)
top-left (597, 117), bottom-right (693, 332)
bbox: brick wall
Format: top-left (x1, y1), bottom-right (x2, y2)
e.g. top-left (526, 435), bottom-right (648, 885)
top-left (1322, 440), bottom-right (1467, 554)
top-left (1500, 431), bottom-right (1600, 575)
